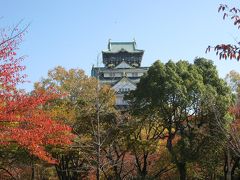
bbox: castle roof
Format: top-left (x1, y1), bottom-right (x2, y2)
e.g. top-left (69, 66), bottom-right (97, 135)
top-left (102, 41), bottom-right (144, 54)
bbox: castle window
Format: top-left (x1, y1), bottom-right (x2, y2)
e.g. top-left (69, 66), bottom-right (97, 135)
top-left (118, 88), bottom-right (130, 93)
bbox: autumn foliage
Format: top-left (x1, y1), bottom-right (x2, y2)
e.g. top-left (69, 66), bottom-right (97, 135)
top-left (0, 26), bottom-right (74, 163)
top-left (206, 4), bottom-right (240, 60)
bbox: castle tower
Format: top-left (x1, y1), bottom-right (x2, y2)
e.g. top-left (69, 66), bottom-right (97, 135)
top-left (91, 40), bottom-right (148, 108)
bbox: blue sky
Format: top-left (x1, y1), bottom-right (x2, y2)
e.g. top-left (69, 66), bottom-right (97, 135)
top-left (1, 0), bottom-right (240, 90)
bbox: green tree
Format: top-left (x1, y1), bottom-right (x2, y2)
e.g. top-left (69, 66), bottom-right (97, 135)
top-left (127, 58), bottom-right (232, 179)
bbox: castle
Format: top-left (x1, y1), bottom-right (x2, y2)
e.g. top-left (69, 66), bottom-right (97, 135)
top-left (91, 40), bottom-right (148, 108)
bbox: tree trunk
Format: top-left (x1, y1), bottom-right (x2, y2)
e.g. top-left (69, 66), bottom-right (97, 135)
top-left (140, 153), bottom-right (148, 179)
top-left (113, 166), bottom-right (122, 180)
top-left (139, 171), bottom-right (147, 179)
top-left (224, 148), bottom-right (232, 180)
top-left (167, 132), bottom-right (187, 180)
top-left (55, 155), bottom-right (68, 180)
top-left (135, 152), bottom-right (148, 179)
top-left (177, 162), bottom-right (186, 180)
top-left (31, 164), bottom-right (34, 180)
top-left (31, 156), bottom-right (35, 180)
top-left (226, 172), bottom-right (231, 180)
top-left (231, 157), bottom-right (240, 179)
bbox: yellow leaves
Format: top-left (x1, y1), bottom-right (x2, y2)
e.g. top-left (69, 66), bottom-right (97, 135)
top-left (35, 66), bottom-right (117, 129)
top-left (48, 102), bottom-right (77, 125)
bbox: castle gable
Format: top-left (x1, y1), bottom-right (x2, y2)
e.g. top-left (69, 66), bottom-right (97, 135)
top-left (112, 77), bottom-right (136, 93)
top-left (115, 61), bottom-right (133, 69)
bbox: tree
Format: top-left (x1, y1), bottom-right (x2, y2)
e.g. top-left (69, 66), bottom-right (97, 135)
top-left (216, 70), bottom-right (240, 179)
top-left (0, 25), bottom-right (74, 166)
top-left (127, 58), bottom-right (232, 179)
top-left (34, 66), bottom-right (120, 179)
top-left (99, 113), bottom-right (134, 180)
top-left (123, 111), bottom-right (174, 179)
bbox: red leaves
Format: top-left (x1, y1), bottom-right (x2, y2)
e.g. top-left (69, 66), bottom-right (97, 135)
top-left (218, 4), bottom-right (240, 28)
top-left (0, 27), bottom-right (74, 164)
top-left (205, 46), bottom-right (211, 54)
top-left (223, 13), bottom-right (228, 20)
top-left (207, 4), bottom-right (240, 61)
top-left (206, 44), bottom-right (240, 61)
top-left (218, 4), bottom-right (228, 13)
